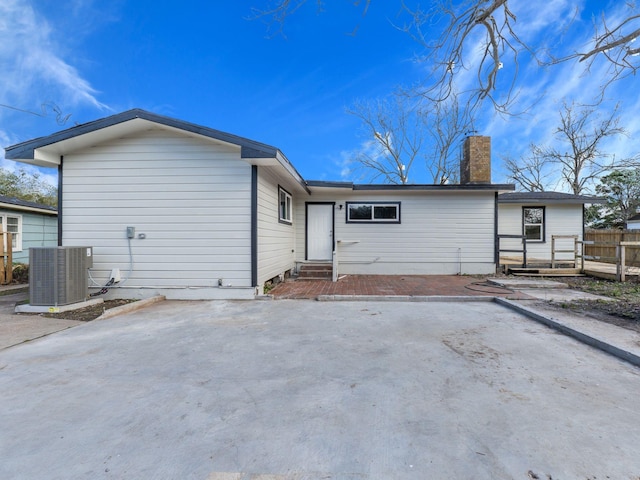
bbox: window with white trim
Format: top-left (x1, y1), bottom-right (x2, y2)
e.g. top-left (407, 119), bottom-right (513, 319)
top-left (346, 202), bottom-right (401, 223)
top-left (1, 214), bottom-right (22, 252)
top-left (278, 186), bottom-right (292, 224)
top-left (523, 207), bottom-right (544, 242)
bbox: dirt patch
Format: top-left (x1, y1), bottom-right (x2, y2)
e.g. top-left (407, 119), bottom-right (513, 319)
top-left (39, 299), bottom-right (138, 322)
top-left (533, 300), bottom-right (640, 334)
top-left (534, 276), bottom-right (640, 334)
top-left (6, 283), bottom-right (139, 322)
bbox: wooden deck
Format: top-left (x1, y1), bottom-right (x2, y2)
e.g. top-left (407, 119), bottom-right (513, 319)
top-left (500, 256), bottom-right (582, 276)
top-left (583, 260), bottom-right (640, 281)
top-left (500, 256), bottom-right (640, 281)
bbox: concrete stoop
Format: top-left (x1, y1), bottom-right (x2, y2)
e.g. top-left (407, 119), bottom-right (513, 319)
top-left (297, 263), bottom-right (333, 280)
top-left (487, 278), bottom-right (568, 289)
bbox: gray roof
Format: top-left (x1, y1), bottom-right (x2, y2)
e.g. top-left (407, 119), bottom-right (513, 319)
top-left (0, 195), bottom-right (57, 214)
top-left (628, 213), bottom-right (640, 222)
top-left (5, 109), bottom-right (281, 160)
top-left (307, 180), bottom-right (515, 192)
top-left (5, 109), bottom-right (310, 193)
top-left (498, 191), bottom-right (605, 204)
top-left (5, 108), bottom-right (514, 194)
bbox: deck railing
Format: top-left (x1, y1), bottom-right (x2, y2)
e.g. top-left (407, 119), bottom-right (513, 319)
top-left (1, 232), bottom-right (13, 285)
top-left (497, 234), bottom-right (527, 267)
top-left (615, 242), bottom-right (640, 281)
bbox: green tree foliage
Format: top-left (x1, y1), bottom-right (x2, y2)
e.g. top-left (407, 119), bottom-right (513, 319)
top-left (0, 168), bottom-right (57, 208)
top-left (588, 169), bottom-right (640, 229)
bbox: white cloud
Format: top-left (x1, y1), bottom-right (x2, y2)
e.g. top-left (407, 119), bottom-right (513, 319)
top-left (0, 0), bottom-right (108, 117)
top-left (511, 0), bottom-right (580, 43)
top-left (0, 0), bottom-right (109, 171)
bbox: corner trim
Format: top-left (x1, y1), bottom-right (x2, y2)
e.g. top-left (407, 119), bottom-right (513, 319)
top-left (251, 165), bottom-right (258, 287)
top-left (494, 192), bottom-right (499, 264)
top-left (58, 157), bottom-right (63, 246)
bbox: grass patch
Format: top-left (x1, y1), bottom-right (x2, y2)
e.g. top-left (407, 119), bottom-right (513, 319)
top-left (566, 277), bottom-right (640, 302)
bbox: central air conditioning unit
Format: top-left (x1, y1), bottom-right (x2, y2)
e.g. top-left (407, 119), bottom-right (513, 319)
top-left (29, 246), bottom-right (93, 306)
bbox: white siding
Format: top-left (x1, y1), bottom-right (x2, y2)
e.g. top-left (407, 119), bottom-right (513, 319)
top-left (296, 190), bottom-right (497, 275)
top-left (256, 167), bottom-right (297, 286)
top-left (498, 203), bottom-right (584, 261)
top-left (627, 221), bottom-right (640, 230)
top-left (62, 129), bottom-right (253, 298)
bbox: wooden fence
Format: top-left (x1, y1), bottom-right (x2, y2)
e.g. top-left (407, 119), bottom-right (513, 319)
top-left (584, 230), bottom-right (640, 267)
top-left (1, 232), bottom-right (13, 285)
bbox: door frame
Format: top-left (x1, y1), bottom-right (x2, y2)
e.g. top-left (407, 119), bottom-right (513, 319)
top-left (305, 202), bottom-right (335, 261)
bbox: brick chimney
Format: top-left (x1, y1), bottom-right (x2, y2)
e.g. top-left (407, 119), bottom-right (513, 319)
top-left (461, 136), bottom-right (491, 184)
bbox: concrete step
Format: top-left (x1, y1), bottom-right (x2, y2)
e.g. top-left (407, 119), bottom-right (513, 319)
top-left (298, 263), bottom-right (333, 280)
top-left (298, 270), bottom-right (333, 279)
top-left (488, 278), bottom-right (570, 289)
top-left (507, 267), bottom-right (582, 276)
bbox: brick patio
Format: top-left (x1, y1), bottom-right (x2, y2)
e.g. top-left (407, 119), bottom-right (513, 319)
top-left (270, 274), bottom-right (532, 299)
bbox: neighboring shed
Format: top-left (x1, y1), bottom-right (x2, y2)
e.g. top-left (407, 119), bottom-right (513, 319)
top-left (0, 195), bottom-right (57, 263)
top-left (626, 213), bottom-right (640, 230)
top-left (498, 191), bottom-right (604, 265)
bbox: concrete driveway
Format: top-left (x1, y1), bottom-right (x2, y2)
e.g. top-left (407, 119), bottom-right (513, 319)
top-left (0, 287), bottom-right (83, 349)
top-left (1, 299), bottom-right (639, 479)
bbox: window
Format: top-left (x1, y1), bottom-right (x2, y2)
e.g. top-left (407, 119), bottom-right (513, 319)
top-left (1, 215), bottom-right (22, 252)
top-left (346, 202), bottom-right (400, 223)
top-left (523, 207), bottom-right (544, 242)
top-left (278, 186), bottom-right (292, 224)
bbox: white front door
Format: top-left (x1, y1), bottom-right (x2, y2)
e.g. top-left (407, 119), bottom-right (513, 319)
top-left (307, 203), bottom-right (334, 261)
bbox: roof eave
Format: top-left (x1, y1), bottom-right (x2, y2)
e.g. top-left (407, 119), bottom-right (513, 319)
top-left (5, 109), bottom-right (311, 192)
top-left (352, 183), bottom-right (515, 192)
top-left (0, 203), bottom-right (58, 215)
top-left (498, 194), bottom-right (606, 205)
top-left (5, 108), bottom-right (283, 162)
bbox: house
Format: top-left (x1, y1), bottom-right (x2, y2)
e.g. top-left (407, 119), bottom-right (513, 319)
top-left (498, 191), bottom-right (604, 265)
top-left (5, 109), bottom-right (514, 300)
top-left (0, 195), bottom-right (57, 264)
top-left (626, 213), bottom-right (640, 230)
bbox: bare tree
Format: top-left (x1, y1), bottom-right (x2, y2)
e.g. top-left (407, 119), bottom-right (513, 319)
top-left (0, 102), bottom-right (72, 125)
top-left (346, 92), bottom-right (471, 184)
top-left (398, 0), bottom-right (523, 112)
top-left (422, 95), bottom-right (471, 184)
top-left (250, 0), bottom-right (371, 37)
top-left (507, 102), bottom-right (638, 194)
top-left (503, 153), bottom-right (552, 192)
top-left (399, 1), bottom-right (640, 111)
top-left (346, 95), bottom-right (420, 184)
top-left (251, 1), bottom-right (640, 111)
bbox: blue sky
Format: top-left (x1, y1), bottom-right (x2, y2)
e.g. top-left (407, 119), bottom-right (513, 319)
top-left (1, 1), bottom-right (638, 190)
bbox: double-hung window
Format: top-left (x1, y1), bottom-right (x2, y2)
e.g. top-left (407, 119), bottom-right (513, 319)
top-left (523, 207), bottom-right (544, 242)
top-left (278, 186), bottom-right (292, 224)
top-left (346, 202), bottom-right (401, 223)
top-left (1, 215), bottom-right (22, 252)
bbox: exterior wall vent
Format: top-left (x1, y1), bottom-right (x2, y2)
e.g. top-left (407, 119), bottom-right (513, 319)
top-left (29, 246), bottom-right (93, 306)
